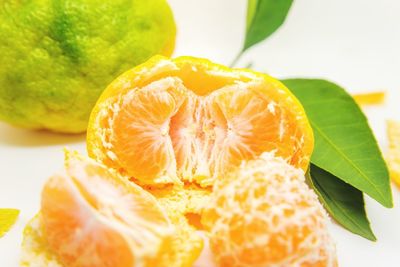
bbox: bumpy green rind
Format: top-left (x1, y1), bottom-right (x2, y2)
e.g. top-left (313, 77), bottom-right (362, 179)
top-left (0, 0), bottom-right (176, 133)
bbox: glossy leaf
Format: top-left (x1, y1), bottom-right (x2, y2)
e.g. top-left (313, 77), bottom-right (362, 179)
top-left (308, 164), bottom-right (376, 241)
top-left (246, 0), bottom-right (258, 30)
top-left (244, 0), bottom-right (293, 51)
top-left (283, 78), bottom-right (392, 208)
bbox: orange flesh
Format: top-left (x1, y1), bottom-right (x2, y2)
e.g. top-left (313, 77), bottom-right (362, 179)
top-left (104, 61), bottom-right (312, 186)
top-left (201, 154), bottom-right (337, 267)
top-left (40, 155), bottom-right (173, 267)
top-left (32, 57), bottom-right (317, 267)
top-left (41, 175), bottom-right (135, 267)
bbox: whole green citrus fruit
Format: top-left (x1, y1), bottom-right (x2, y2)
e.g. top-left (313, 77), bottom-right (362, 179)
top-left (0, 0), bottom-right (176, 133)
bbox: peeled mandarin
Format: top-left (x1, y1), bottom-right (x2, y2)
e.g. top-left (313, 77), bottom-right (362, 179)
top-left (202, 153), bottom-right (337, 267)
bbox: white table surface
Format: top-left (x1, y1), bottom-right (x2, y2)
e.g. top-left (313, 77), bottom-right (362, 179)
top-left (1, 0), bottom-right (399, 266)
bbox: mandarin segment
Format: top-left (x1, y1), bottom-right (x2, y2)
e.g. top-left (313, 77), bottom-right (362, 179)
top-left (202, 153), bottom-right (337, 267)
top-left (21, 151), bottom-right (201, 267)
top-left (87, 56), bottom-right (314, 187)
top-left (22, 213), bottom-right (204, 267)
top-left (41, 152), bottom-right (174, 267)
top-left (111, 78), bottom-right (187, 184)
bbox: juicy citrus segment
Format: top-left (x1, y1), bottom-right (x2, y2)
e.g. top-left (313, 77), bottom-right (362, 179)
top-left (212, 84), bottom-right (310, 176)
top-left (202, 153), bottom-right (337, 267)
top-left (40, 151), bottom-right (175, 267)
top-left (21, 214), bottom-right (203, 267)
top-left (387, 120), bottom-right (400, 187)
top-left (353, 91), bottom-right (385, 105)
top-left (111, 78), bottom-right (186, 184)
top-left (87, 56), bottom-right (314, 187)
top-left (42, 175), bottom-right (135, 267)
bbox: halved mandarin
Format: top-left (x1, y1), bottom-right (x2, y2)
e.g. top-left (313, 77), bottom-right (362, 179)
top-left (33, 151), bottom-right (202, 267)
top-left (87, 56), bottom-right (314, 187)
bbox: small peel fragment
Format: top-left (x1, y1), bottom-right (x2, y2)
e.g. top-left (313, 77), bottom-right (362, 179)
top-left (353, 91), bottom-right (385, 105)
top-left (387, 120), bottom-right (400, 187)
top-left (0, 208), bottom-right (20, 238)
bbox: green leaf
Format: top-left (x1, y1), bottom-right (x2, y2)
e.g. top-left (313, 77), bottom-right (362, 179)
top-left (244, 0), bottom-right (293, 51)
top-left (0, 208), bottom-right (20, 238)
top-left (282, 79), bottom-right (392, 208)
top-left (246, 0), bottom-right (258, 30)
top-left (307, 164), bottom-right (376, 241)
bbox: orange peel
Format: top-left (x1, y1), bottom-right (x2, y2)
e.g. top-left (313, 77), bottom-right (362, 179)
top-left (387, 120), bottom-right (400, 187)
top-left (353, 91), bottom-right (385, 105)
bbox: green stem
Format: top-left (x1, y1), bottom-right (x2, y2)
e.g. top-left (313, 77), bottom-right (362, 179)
top-left (229, 50), bottom-right (245, 68)
top-left (244, 62), bottom-right (253, 69)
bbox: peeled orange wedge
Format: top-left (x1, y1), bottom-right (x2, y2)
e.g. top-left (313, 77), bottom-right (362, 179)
top-left (87, 56), bottom-right (314, 187)
top-left (21, 151), bottom-right (202, 267)
top-left (202, 153), bottom-right (337, 267)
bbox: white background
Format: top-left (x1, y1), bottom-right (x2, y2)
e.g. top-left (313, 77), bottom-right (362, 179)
top-left (1, 0), bottom-right (399, 266)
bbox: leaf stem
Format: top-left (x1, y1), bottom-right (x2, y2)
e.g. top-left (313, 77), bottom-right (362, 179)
top-left (229, 50), bottom-right (245, 68)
